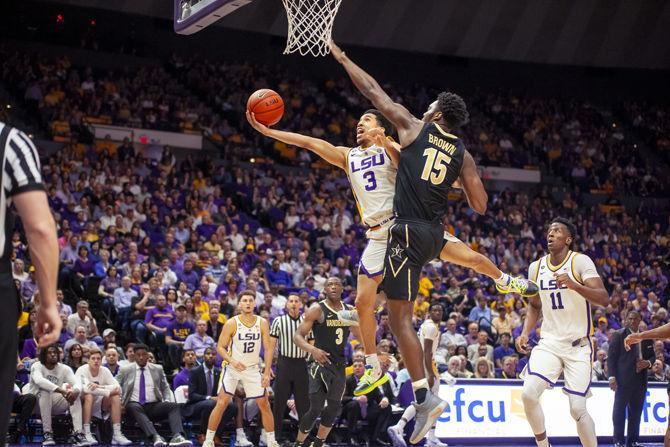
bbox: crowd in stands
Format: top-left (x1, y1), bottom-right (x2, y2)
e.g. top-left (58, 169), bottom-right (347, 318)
top-left (2, 41), bottom-right (669, 446)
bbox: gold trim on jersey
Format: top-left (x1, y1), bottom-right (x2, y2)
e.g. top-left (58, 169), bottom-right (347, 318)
top-left (405, 224), bottom-right (410, 248)
top-left (344, 148), bottom-right (365, 222)
top-left (570, 252), bottom-right (584, 284)
top-left (321, 300), bottom-right (344, 314)
top-left (547, 250), bottom-right (572, 272)
top-left (433, 123), bottom-right (458, 139)
top-left (532, 260), bottom-right (541, 283)
top-left (238, 314), bottom-right (258, 329)
top-left (407, 268), bottom-right (412, 302)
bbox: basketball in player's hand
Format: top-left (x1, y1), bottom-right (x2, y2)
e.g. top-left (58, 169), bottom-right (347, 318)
top-left (247, 89), bottom-right (284, 126)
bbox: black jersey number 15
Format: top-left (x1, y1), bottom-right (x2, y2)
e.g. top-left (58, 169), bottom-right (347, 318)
top-left (421, 147), bottom-right (452, 185)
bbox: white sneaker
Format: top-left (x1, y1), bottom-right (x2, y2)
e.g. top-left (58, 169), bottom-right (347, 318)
top-left (266, 441), bottom-right (280, 447)
top-left (387, 425), bottom-right (407, 447)
top-left (235, 435), bottom-right (253, 447)
top-left (202, 441), bottom-right (215, 447)
top-left (258, 432), bottom-right (267, 447)
top-left (84, 433), bottom-right (99, 446)
top-left (111, 434), bottom-right (133, 446)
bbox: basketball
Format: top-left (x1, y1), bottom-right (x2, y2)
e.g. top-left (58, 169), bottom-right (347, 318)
top-left (247, 89), bottom-right (285, 126)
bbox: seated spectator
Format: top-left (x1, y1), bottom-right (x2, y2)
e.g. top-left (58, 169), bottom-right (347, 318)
top-left (145, 294), bottom-right (175, 362)
top-left (20, 266), bottom-right (38, 302)
top-left (469, 296), bottom-right (492, 331)
top-left (343, 359), bottom-right (394, 445)
top-left (267, 259), bottom-right (292, 293)
top-left (105, 347), bottom-right (121, 376)
top-left (130, 283), bottom-right (157, 345)
top-left (493, 333), bottom-right (516, 368)
top-left (440, 319), bottom-right (467, 348)
top-left (649, 359), bottom-right (669, 382)
top-left (173, 349), bottom-right (198, 389)
top-left (464, 322), bottom-right (479, 345)
top-left (183, 320), bottom-right (217, 359)
top-left (67, 301), bottom-right (102, 343)
top-left (116, 344), bottom-right (192, 446)
top-left (75, 348), bottom-right (132, 445)
top-left (26, 344), bottom-right (86, 445)
top-left (496, 356), bottom-right (518, 379)
top-left (186, 347), bottom-right (238, 445)
top-left (8, 381), bottom-right (37, 444)
top-left (447, 355), bottom-right (469, 378)
top-left (66, 343), bottom-right (86, 373)
top-left (473, 357), bottom-right (495, 378)
top-left (204, 303), bottom-right (225, 341)
top-left (467, 331), bottom-right (493, 362)
top-left (491, 305), bottom-right (514, 336)
top-left (592, 349), bottom-right (608, 381)
top-left (166, 303), bottom-right (195, 371)
top-left (64, 326), bottom-right (99, 360)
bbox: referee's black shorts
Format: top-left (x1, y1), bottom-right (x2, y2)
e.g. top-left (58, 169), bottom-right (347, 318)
top-left (381, 218), bottom-right (458, 301)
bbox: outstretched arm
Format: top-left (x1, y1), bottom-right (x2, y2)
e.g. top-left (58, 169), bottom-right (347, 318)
top-left (625, 322), bottom-right (670, 351)
top-left (330, 41), bottom-right (423, 146)
top-left (247, 111), bottom-right (348, 169)
top-left (458, 151), bottom-right (487, 215)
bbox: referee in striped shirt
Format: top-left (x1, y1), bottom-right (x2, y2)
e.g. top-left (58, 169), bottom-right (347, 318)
top-left (268, 293), bottom-right (310, 443)
top-left (0, 122), bottom-right (61, 443)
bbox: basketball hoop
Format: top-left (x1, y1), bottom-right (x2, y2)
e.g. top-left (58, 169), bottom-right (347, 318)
top-left (282, 0), bottom-right (343, 57)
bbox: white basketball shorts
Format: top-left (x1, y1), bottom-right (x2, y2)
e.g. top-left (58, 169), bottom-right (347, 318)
top-left (220, 365), bottom-right (265, 399)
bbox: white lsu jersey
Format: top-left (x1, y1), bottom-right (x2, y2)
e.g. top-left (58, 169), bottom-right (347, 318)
top-left (345, 144), bottom-right (397, 228)
top-left (529, 251), bottom-right (600, 344)
top-left (230, 315), bottom-right (262, 368)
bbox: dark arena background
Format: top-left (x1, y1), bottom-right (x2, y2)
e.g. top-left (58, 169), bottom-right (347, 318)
top-left (1, 1), bottom-right (669, 446)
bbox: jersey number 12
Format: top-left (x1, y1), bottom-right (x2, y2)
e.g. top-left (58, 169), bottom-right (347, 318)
top-left (550, 292), bottom-right (564, 310)
top-left (421, 147), bottom-right (452, 185)
top-left (242, 341), bottom-right (255, 353)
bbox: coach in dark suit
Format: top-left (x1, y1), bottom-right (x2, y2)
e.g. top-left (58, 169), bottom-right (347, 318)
top-left (186, 347), bottom-right (236, 444)
top-left (343, 359), bottom-right (394, 446)
top-left (608, 311), bottom-right (654, 447)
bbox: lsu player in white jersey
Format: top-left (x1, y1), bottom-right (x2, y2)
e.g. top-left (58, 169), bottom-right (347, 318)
top-left (387, 303), bottom-right (448, 447)
top-left (247, 108), bottom-right (399, 395)
top-left (202, 291), bottom-right (279, 447)
top-left (517, 218), bottom-right (609, 447)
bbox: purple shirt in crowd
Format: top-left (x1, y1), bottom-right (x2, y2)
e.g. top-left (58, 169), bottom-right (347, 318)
top-left (145, 305), bottom-right (176, 329)
top-left (167, 319), bottom-right (195, 342)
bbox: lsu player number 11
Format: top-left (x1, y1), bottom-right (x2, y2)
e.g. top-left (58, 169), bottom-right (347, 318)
top-left (517, 218), bottom-right (609, 447)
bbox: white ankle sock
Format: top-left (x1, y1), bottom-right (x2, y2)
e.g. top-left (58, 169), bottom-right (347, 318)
top-left (83, 424), bottom-right (91, 435)
top-left (496, 272), bottom-right (510, 286)
top-left (237, 427), bottom-right (247, 438)
top-left (365, 353), bottom-right (381, 374)
top-left (265, 431), bottom-right (275, 444)
top-left (113, 423), bottom-right (122, 437)
top-left (536, 437), bottom-right (549, 447)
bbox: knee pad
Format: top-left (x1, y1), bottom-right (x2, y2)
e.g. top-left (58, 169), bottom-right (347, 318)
top-left (568, 395), bottom-right (588, 421)
top-left (521, 376), bottom-right (547, 407)
top-left (319, 399), bottom-right (342, 427)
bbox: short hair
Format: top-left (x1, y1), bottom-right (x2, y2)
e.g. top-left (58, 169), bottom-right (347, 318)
top-left (204, 347), bottom-right (216, 356)
top-left (363, 109), bottom-right (395, 138)
top-left (551, 217), bottom-right (577, 243)
top-left (239, 290), bottom-right (256, 300)
top-left (133, 343), bottom-right (149, 353)
top-left (628, 310), bottom-right (641, 319)
top-left (429, 302), bottom-right (444, 312)
top-left (437, 92), bottom-right (469, 129)
top-left (89, 347), bottom-right (102, 357)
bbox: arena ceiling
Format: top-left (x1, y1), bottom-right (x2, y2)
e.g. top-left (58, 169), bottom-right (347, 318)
top-left (40, 0), bottom-right (670, 70)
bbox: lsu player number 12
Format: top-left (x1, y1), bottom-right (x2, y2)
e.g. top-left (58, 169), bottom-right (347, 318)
top-left (516, 218), bottom-right (609, 447)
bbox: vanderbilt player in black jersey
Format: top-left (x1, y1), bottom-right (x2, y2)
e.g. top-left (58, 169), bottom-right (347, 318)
top-left (292, 277), bottom-right (361, 447)
top-left (330, 41), bottom-right (539, 444)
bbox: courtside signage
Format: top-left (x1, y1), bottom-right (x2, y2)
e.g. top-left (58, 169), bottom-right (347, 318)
top-left (434, 381), bottom-right (667, 439)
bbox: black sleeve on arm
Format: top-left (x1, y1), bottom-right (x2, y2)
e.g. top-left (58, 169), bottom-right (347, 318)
top-left (607, 331), bottom-right (621, 379)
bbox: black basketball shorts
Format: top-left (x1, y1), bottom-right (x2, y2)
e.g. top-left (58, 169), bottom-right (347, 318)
top-left (308, 362), bottom-right (346, 400)
top-left (381, 218), bottom-right (457, 301)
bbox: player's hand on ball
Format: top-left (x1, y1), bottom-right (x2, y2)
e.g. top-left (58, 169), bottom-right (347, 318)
top-left (311, 347), bottom-right (331, 365)
top-left (554, 273), bottom-right (578, 290)
top-left (515, 333), bottom-right (530, 354)
top-left (246, 111), bottom-right (270, 135)
top-left (624, 333), bottom-right (642, 351)
top-left (231, 359), bottom-right (246, 372)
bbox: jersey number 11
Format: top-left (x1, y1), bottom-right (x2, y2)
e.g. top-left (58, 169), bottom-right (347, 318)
top-left (550, 292), bottom-right (564, 310)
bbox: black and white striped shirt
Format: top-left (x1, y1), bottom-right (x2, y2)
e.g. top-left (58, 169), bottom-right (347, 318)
top-left (270, 313), bottom-right (308, 359)
top-left (0, 122), bottom-right (44, 259)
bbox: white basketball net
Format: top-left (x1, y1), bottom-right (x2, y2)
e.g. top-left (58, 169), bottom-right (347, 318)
top-left (282, 0), bottom-right (343, 57)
